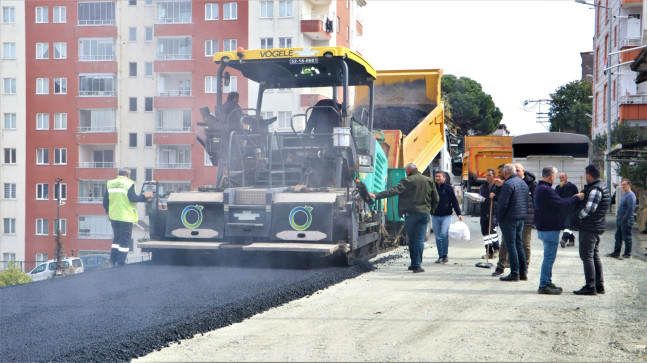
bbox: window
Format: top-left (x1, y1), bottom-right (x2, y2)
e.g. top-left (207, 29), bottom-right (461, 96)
top-left (129, 97), bottom-right (137, 111)
top-left (145, 97), bottom-right (153, 111)
top-left (54, 78), bottom-right (67, 94)
top-left (53, 6), bottom-right (66, 23)
top-left (3, 253), bottom-right (16, 268)
top-left (91, 149), bottom-right (114, 168)
top-left (129, 62), bottom-right (137, 77)
top-left (54, 183), bottom-right (67, 200)
top-left (205, 151), bottom-right (213, 166)
top-left (156, 1), bottom-right (192, 24)
top-left (279, 1), bottom-right (292, 17)
top-left (4, 149), bottom-right (16, 164)
top-left (36, 6), bottom-right (48, 23)
top-left (36, 253), bottom-right (48, 264)
top-left (54, 42), bottom-right (67, 59)
top-left (223, 2), bottom-right (237, 20)
top-left (54, 148), bottom-right (67, 165)
top-left (3, 219), bottom-right (16, 235)
top-left (261, 38), bottom-right (273, 49)
top-left (278, 37), bottom-right (292, 48)
top-left (36, 184), bottom-right (49, 199)
top-left (260, 1), bottom-right (273, 18)
top-left (223, 39), bottom-right (237, 52)
top-left (3, 43), bottom-right (16, 59)
top-left (146, 0), bottom-right (153, 5)
top-left (36, 78), bottom-right (49, 94)
top-left (145, 168), bottom-right (153, 181)
top-left (4, 113), bottom-right (17, 129)
top-left (145, 62), bottom-right (154, 77)
top-left (129, 0), bottom-right (137, 5)
top-left (37, 113), bottom-right (50, 130)
top-left (37, 149), bottom-right (49, 165)
top-left (129, 168), bottom-right (137, 182)
top-left (157, 37), bottom-right (192, 60)
top-left (129, 133), bottom-right (137, 147)
top-left (78, 180), bottom-right (107, 201)
top-left (3, 78), bottom-right (16, 94)
top-left (54, 219), bottom-right (67, 235)
top-left (278, 111), bottom-right (292, 129)
top-left (36, 43), bottom-right (49, 59)
top-left (156, 109), bottom-right (192, 132)
top-left (78, 2), bottom-right (116, 26)
top-left (2, 7), bottom-right (16, 23)
top-left (145, 133), bottom-right (153, 147)
top-left (157, 145), bottom-right (192, 169)
top-left (79, 38), bottom-right (114, 61)
top-left (79, 109), bottom-right (116, 132)
top-left (36, 219), bottom-right (49, 235)
top-left (223, 76), bottom-right (237, 93)
top-left (129, 27), bottom-right (137, 42)
top-left (205, 76), bottom-right (218, 93)
top-left (205, 39), bottom-right (218, 57)
top-left (54, 113), bottom-right (67, 130)
top-left (205, 3), bottom-right (218, 20)
top-left (79, 74), bottom-right (116, 96)
top-left (4, 183), bottom-right (16, 199)
top-left (78, 215), bottom-right (112, 239)
top-left (145, 26), bottom-right (153, 42)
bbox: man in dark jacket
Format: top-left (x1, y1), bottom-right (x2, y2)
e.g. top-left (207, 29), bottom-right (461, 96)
top-left (571, 164), bottom-right (610, 295)
top-left (515, 163), bottom-right (536, 270)
top-left (479, 169), bottom-right (500, 259)
top-left (370, 163), bottom-right (439, 273)
top-left (555, 172), bottom-right (579, 247)
top-left (496, 163), bottom-right (529, 282)
top-left (432, 170), bottom-right (462, 264)
top-left (221, 92), bottom-right (245, 134)
top-left (534, 166), bottom-right (584, 295)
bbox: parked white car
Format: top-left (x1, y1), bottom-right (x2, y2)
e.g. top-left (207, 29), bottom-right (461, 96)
top-left (27, 257), bottom-right (84, 282)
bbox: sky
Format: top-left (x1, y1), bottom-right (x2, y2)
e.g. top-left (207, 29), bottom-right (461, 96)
top-left (360, 0), bottom-right (596, 136)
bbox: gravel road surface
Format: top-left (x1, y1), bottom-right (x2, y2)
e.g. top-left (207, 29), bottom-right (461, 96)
top-left (138, 216), bottom-right (647, 362)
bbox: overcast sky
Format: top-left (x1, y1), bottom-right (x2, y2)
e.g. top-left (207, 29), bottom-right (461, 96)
top-left (361, 0), bottom-right (595, 136)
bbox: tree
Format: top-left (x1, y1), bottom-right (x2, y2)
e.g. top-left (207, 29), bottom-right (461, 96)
top-left (548, 79), bottom-right (592, 135)
top-left (0, 263), bottom-right (32, 287)
top-left (441, 74), bottom-right (503, 135)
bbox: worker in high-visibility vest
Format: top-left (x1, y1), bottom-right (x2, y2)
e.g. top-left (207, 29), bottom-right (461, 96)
top-left (103, 167), bottom-right (153, 266)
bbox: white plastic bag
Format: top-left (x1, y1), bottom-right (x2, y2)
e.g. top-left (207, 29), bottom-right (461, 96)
top-left (448, 221), bottom-right (470, 241)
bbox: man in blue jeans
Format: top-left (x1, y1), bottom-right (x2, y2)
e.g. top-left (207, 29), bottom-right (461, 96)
top-left (432, 170), bottom-right (462, 264)
top-left (608, 179), bottom-right (637, 260)
top-left (533, 166), bottom-right (584, 294)
top-left (370, 163), bottom-right (439, 273)
top-left (496, 164), bottom-right (529, 282)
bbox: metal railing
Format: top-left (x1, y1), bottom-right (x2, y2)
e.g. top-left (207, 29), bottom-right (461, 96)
top-left (156, 53), bottom-right (191, 61)
top-left (78, 55), bottom-right (115, 62)
top-left (78, 161), bottom-right (115, 168)
top-left (620, 94), bottom-right (647, 104)
top-left (79, 90), bottom-right (116, 97)
top-left (157, 90), bottom-right (192, 97)
top-left (77, 197), bottom-right (103, 203)
top-left (77, 126), bottom-right (117, 133)
top-left (620, 37), bottom-right (641, 47)
top-left (77, 232), bottom-right (113, 239)
top-left (155, 162), bottom-right (191, 169)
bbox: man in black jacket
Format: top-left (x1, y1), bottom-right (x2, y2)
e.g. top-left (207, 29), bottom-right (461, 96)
top-left (516, 163), bottom-right (536, 271)
top-left (571, 164), bottom-right (610, 295)
top-left (555, 172), bottom-right (579, 248)
top-left (497, 164), bottom-right (529, 282)
top-left (479, 169), bottom-right (500, 259)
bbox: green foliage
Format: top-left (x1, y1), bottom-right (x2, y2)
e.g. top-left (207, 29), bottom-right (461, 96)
top-left (548, 79), bottom-right (592, 135)
top-left (593, 122), bottom-right (647, 189)
top-left (441, 74), bottom-right (503, 135)
top-left (0, 263), bottom-right (33, 287)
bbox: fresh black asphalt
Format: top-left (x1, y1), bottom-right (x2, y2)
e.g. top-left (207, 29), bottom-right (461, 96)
top-left (0, 257), bottom-right (375, 362)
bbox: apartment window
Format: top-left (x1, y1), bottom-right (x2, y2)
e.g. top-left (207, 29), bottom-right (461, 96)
top-left (54, 42), bottom-right (67, 59)
top-left (4, 183), bottom-right (16, 199)
top-left (53, 6), bottom-right (66, 23)
top-left (3, 43), bottom-right (16, 59)
top-left (156, 1), bottom-right (192, 24)
top-left (205, 39), bottom-right (218, 57)
top-left (279, 37), bottom-right (292, 48)
top-left (146, 0), bottom-right (153, 5)
top-left (36, 6), bottom-right (48, 23)
top-left (54, 78), bottom-right (67, 94)
top-left (157, 37), bottom-right (192, 60)
top-left (36, 184), bottom-right (49, 199)
top-left (4, 113), bottom-right (17, 129)
top-left (205, 3), bottom-right (218, 20)
top-left (223, 76), bottom-right (237, 93)
top-left (36, 78), bottom-right (49, 94)
top-left (279, 1), bottom-right (292, 17)
top-left (145, 27), bottom-right (153, 42)
top-left (79, 38), bottom-right (114, 61)
top-left (54, 183), bottom-right (67, 200)
top-left (145, 133), bottom-right (153, 147)
top-left (223, 39), bottom-right (237, 52)
top-left (157, 146), bottom-right (192, 169)
top-left (129, 133), bottom-right (137, 147)
top-left (78, 2), bottom-right (116, 26)
top-left (4, 149), bottom-right (16, 164)
top-left (205, 151), bottom-right (213, 166)
top-left (278, 111), bottom-right (292, 129)
top-left (54, 148), bottom-right (67, 165)
top-left (260, 38), bottom-right (273, 49)
top-left (156, 109), bottom-right (191, 132)
top-left (78, 180), bottom-right (107, 201)
top-left (36, 219), bottom-right (49, 235)
top-left (36, 43), bottom-right (49, 59)
top-left (3, 218), bottom-right (16, 234)
top-left (54, 219), bottom-right (67, 235)
top-left (224, 2), bottom-right (237, 20)
top-left (129, 97), bottom-right (137, 111)
top-left (145, 97), bottom-right (153, 111)
top-left (3, 78), bottom-right (16, 94)
top-left (129, 27), bottom-right (137, 42)
top-left (37, 149), bottom-right (50, 165)
top-left (37, 113), bottom-right (50, 130)
top-left (54, 113), bottom-right (67, 130)
top-left (205, 76), bottom-right (218, 93)
top-left (36, 253), bottom-right (48, 264)
top-left (79, 74), bottom-right (116, 96)
top-left (129, 62), bottom-right (137, 77)
top-left (129, 0), bottom-right (137, 5)
top-left (129, 168), bottom-right (137, 182)
top-left (78, 215), bottom-right (112, 239)
top-left (145, 168), bottom-right (153, 180)
top-left (145, 62), bottom-right (154, 77)
top-left (260, 1), bottom-right (273, 18)
top-left (2, 7), bottom-right (16, 23)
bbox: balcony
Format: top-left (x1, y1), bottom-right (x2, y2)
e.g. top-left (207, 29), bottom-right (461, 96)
top-left (156, 162), bottom-right (191, 169)
top-left (622, 0), bottom-right (642, 7)
top-left (77, 197), bottom-right (103, 204)
top-left (301, 14), bottom-right (332, 41)
top-left (79, 162), bottom-right (115, 168)
top-left (157, 73), bottom-right (192, 97)
top-left (620, 37), bottom-right (642, 48)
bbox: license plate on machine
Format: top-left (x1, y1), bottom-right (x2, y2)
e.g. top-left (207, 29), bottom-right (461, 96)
top-left (289, 58), bottom-right (318, 65)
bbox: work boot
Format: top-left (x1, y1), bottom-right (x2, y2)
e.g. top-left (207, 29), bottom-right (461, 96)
top-left (520, 273), bottom-right (528, 281)
top-left (435, 258), bottom-right (442, 264)
top-left (538, 285), bottom-right (562, 295)
top-left (500, 273), bottom-right (520, 281)
top-left (408, 265), bottom-right (415, 271)
top-left (548, 283), bottom-right (563, 293)
top-left (491, 268), bottom-right (504, 277)
top-left (622, 254), bottom-right (631, 259)
top-left (573, 286), bottom-right (597, 295)
top-left (606, 252), bottom-right (620, 258)
top-left (441, 257), bottom-right (449, 264)
top-left (596, 285), bottom-right (605, 294)
top-left (412, 267), bottom-right (425, 273)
